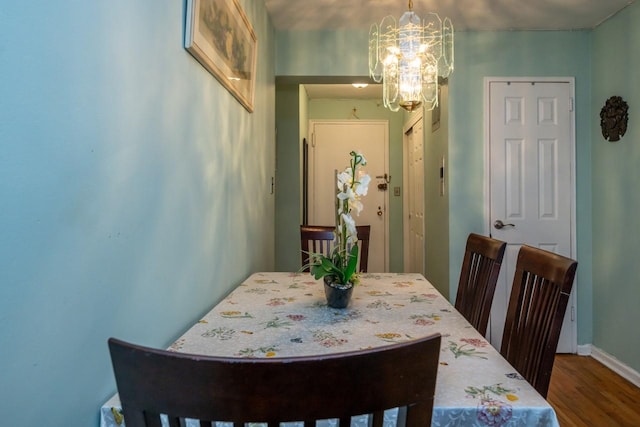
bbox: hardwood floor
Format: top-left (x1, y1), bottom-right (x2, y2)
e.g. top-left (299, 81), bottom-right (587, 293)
top-left (547, 355), bottom-right (640, 426)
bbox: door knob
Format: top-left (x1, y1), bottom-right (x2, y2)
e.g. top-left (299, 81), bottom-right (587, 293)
top-left (377, 206), bottom-right (383, 217)
top-left (494, 220), bottom-right (515, 229)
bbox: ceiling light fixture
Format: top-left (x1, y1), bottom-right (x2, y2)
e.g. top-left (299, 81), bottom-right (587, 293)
top-left (368, 0), bottom-right (454, 112)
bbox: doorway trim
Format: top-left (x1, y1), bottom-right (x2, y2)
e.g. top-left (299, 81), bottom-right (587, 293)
top-left (483, 76), bottom-right (578, 352)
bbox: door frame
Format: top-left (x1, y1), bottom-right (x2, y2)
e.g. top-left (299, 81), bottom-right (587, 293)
top-left (483, 76), bottom-right (578, 352)
top-left (403, 110), bottom-right (425, 274)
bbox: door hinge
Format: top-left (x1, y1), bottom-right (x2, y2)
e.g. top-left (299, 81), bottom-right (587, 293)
top-left (569, 97), bottom-right (574, 112)
top-left (571, 306), bottom-right (575, 321)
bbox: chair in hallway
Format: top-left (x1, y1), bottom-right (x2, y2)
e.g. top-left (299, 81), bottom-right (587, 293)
top-left (300, 225), bottom-right (370, 272)
top-left (108, 333), bottom-right (442, 427)
top-left (500, 245), bottom-right (578, 398)
top-left (454, 233), bottom-right (506, 336)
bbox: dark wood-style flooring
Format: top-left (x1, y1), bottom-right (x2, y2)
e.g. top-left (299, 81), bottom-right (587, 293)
top-left (547, 355), bottom-right (640, 426)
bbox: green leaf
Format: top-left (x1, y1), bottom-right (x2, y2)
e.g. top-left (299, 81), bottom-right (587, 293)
top-left (310, 264), bottom-right (323, 279)
top-left (310, 256), bottom-right (341, 280)
top-left (321, 257), bottom-right (337, 272)
top-left (343, 245), bottom-right (359, 283)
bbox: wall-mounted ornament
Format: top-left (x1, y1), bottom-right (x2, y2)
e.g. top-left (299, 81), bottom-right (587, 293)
top-left (600, 96), bottom-right (629, 142)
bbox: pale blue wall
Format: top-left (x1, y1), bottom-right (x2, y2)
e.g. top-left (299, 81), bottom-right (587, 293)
top-left (275, 84), bottom-right (301, 271)
top-left (424, 84), bottom-right (450, 298)
top-left (449, 31), bottom-right (594, 345)
top-left (591, 3), bottom-right (640, 373)
top-left (276, 30), bottom-right (368, 76)
top-left (0, 1), bottom-right (275, 426)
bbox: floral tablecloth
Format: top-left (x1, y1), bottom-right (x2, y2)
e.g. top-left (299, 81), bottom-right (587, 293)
top-left (100, 272), bottom-right (560, 427)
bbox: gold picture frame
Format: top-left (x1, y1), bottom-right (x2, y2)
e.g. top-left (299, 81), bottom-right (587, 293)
top-left (185, 0), bottom-right (257, 112)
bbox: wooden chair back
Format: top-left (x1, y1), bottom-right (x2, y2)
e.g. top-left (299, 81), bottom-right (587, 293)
top-left (108, 333), bottom-right (441, 427)
top-left (500, 245), bottom-right (578, 398)
top-left (454, 233), bottom-right (506, 336)
top-left (300, 225), bottom-right (371, 272)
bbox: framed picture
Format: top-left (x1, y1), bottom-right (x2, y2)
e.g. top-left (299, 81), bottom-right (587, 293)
top-left (185, 0), bottom-right (257, 112)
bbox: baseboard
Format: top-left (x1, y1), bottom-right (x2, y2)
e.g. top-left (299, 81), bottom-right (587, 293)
top-left (576, 344), bottom-right (591, 356)
top-left (589, 345), bottom-right (640, 388)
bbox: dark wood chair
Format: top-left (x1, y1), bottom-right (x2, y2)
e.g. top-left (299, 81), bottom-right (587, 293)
top-left (454, 233), bottom-right (506, 336)
top-left (300, 225), bottom-right (371, 272)
top-left (500, 245), bottom-right (578, 398)
top-left (108, 333), bottom-right (441, 427)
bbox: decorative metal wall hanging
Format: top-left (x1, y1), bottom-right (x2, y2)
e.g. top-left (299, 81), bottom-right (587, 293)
top-left (600, 96), bottom-right (629, 142)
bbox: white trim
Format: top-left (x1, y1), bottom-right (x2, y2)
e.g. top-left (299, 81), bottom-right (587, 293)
top-left (483, 77), bottom-right (578, 353)
top-left (590, 345), bottom-right (640, 388)
top-left (403, 130), bottom-right (409, 272)
top-left (576, 344), bottom-right (592, 356)
top-left (482, 78), bottom-right (491, 237)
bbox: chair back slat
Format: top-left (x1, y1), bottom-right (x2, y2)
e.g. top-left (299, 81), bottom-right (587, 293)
top-left (500, 245), bottom-right (577, 398)
top-left (108, 333), bottom-right (441, 427)
top-left (300, 225), bottom-right (371, 273)
top-left (355, 225), bottom-right (370, 273)
top-left (454, 233), bottom-right (506, 336)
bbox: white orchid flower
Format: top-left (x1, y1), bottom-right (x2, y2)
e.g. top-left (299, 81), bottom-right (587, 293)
top-left (337, 187), bottom-right (356, 203)
top-left (355, 173), bottom-right (371, 196)
top-left (309, 151), bottom-right (369, 286)
top-left (353, 151), bottom-right (367, 166)
top-left (341, 213), bottom-right (357, 242)
top-left (349, 198), bottom-right (364, 216)
top-left (337, 169), bottom-right (352, 190)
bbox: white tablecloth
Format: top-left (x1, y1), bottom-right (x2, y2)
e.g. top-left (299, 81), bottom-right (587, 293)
top-left (101, 272), bottom-right (560, 427)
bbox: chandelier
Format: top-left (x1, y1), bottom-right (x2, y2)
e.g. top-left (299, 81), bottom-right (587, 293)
top-left (368, 0), bottom-right (454, 112)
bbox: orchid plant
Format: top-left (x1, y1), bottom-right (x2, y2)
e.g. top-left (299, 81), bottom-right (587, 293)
top-left (309, 151), bottom-right (371, 285)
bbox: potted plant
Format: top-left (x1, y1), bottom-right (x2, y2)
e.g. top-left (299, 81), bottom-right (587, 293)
top-left (307, 151), bottom-right (370, 308)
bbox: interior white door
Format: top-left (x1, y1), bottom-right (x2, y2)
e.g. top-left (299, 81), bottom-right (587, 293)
top-left (309, 120), bottom-right (389, 272)
top-left (404, 117), bottom-right (425, 275)
top-left (487, 80), bottom-right (576, 353)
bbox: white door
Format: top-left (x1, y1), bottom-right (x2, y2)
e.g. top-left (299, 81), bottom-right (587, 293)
top-left (309, 120), bottom-right (389, 272)
top-left (487, 79), bottom-right (576, 353)
top-left (403, 115), bottom-right (425, 275)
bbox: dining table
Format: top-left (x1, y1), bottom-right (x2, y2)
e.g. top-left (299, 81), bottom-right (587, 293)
top-left (100, 272), bottom-right (560, 427)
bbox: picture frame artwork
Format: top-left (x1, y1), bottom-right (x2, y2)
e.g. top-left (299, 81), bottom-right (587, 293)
top-left (185, 0), bottom-right (257, 112)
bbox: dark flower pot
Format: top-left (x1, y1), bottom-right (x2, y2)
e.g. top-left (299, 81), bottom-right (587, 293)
top-left (323, 276), bottom-right (354, 309)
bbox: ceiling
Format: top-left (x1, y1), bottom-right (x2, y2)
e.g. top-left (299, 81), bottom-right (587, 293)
top-left (266, 0), bottom-right (634, 100)
top-left (265, 0), bottom-right (633, 31)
